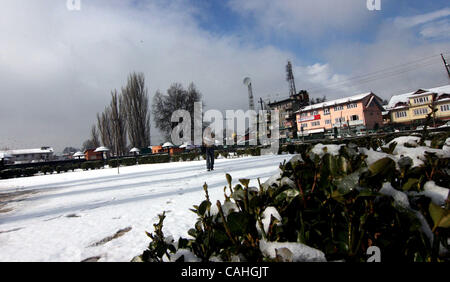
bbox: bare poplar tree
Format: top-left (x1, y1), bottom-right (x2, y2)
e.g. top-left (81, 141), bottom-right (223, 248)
top-left (122, 72), bottom-right (151, 148)
top-left (90, 125), bottom-right (101, 148)
top-left (152, 82), bottom-right (203, 141)
top-left (110, 89), bottom-right (128, 156)
top-left (97, 108), bottom-right (113, 150)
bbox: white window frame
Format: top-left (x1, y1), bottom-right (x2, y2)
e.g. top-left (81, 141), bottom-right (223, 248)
top-left (440, 104), bottom-right (450, 112)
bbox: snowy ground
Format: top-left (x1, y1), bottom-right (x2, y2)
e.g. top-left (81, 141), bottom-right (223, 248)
top-left (0, 154), bottom-right (292, 262)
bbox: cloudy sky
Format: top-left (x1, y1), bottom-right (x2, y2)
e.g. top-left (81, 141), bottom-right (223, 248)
top-left (0, 0), bottom-right (449, 152)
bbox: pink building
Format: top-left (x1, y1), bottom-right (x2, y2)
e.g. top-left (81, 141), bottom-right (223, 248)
top-left (295, 92), bottom-right (384, 136)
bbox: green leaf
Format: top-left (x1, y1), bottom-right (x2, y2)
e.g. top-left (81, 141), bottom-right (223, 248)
top-left (331, 190), bottom-right (345, 204)
top-left (368, 157), bottom-right (395, 177)
top-left (429, 203), bottom-right (450, 230)
top-left (213, 230), bottom-right (229, 245)
top-left (239, 179), bottom-right (250, 187)
top-left (274, 189), bottom-right (300, 205)
top-left (227, 212), bottom-right (250, 236)
top-left (226, 173), bottom-right (232, 186)
top-left (188, 228), bottom-right (197, 238)
top-left (402, 178), bottom-right (419, 191)
top-left (381, 142), bottom-right (397, 154)
top-left (198, 200), bottom-right (211, 216)
top-left (249, 195), bottom-right (263, 209)
top-left (194, 222), bottom-right (203, 234)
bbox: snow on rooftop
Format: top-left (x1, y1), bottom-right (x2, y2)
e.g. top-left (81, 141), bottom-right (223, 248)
top-left (428, 84), bottom-right (450, 95)
top-left (387, 84), bottom-right (450, 109)
top-left (298, 92), bottom-right (372, 112)
top-left (0, 147), bottom-right (54, 155)
top-left (386, 91), bottom-right (414, 109)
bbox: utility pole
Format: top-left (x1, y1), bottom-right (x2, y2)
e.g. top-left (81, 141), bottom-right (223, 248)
top-left (259, 97), bottom-right (264, 111)
top-left (441, 53), bottom-right (450, 79)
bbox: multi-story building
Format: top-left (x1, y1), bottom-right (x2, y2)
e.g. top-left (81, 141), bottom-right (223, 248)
top-left (295, 92), bottom-right (384, 136)
top-left (387, 85), bottom-right (450, 126)
top-left (267, 91), bottom-right (310, 142)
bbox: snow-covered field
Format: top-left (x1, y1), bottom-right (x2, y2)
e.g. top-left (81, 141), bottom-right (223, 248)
top-left (0, 154), bottom-right (292, 262)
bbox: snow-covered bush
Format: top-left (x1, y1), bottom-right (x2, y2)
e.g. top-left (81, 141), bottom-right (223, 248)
top-left (136, 137), bottom-right (449, 262)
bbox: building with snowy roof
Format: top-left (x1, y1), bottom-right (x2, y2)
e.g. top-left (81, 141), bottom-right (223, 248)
top-left (295, 92), bottom-right (384, 136)
top-left (386, 84), bottom-right (450, 125)
top-left (0, 147), bottom-right (54, 164)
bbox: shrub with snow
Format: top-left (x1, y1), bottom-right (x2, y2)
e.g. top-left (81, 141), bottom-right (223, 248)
top-left (135, 136), bottom-right (449, 262)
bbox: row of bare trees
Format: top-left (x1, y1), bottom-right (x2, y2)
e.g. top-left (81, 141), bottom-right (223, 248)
top-left (82, 72), bottom-right (204, 155)
top-left (84, 72), bottom-right (150, 156)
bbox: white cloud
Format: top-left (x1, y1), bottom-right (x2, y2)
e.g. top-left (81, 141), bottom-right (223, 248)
top-left (394, 7), bottom-right (450, 29)
top-left (1, 1), bottom-right (448, 152)
top-left (228, 0), bottom-right (371, 37)
top-left (0, 0), bottom-right (304, 150)
top-left (420, 19), bottom-right (450, 39)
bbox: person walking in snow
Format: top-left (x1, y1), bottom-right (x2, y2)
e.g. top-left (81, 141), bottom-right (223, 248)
top-left (203, 127), bottom-right (215, 171)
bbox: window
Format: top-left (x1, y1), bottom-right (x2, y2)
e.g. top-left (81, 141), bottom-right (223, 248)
top-left (335, 117), bottom-right (345, 123)
top-left (395, 111), bottom-right (407, 118)
top-left (312, 110), bottom-right (319, 115)
top-left (350, 115), bottom-right (359, 121)
top-left (440, 104), bottom-right (450, 112)
top-left (325, 119), bottom-right (331, 125)
top-left (413, 96), bottom-right (429, 104)
top-left (301, 112), bottom-right (308, 118)
top-left (413, 108), bottom-right (428, 116)
top-left (301, 123), bottom-right (307, 128)
top-left (324, 108), bottom-right (330, 115)
top-left (311, 121), bottom-right (320, 127)
top-left (347, 103), bottom-right (357, 109)
top-left (334, 105), bottom-right (344, 111)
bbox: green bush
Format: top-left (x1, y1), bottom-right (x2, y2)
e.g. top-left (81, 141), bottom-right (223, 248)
top-left (81, 161), bottom-right (103, 170)
top-left (63, 164), bottom-right (72, 172)
top-left (108, 158), bottom-right (136, 167)
top-left (108, 159), bottom-right (119, 168)
top-left (220, 151), bottom-right (229, 159)
top-left (139, 154), bottom-right (171, 164)
top-left (24, 167), bottom-right (38, 177)
top-left (41, 165), bottom-right (53, 175)
top-left (171, 155), bottom-right (181, 162)
top-left (81, 162), bottom-right (90, 170)
top-left (136, 142), bottom-right (450, 262)
top-left (0, 168), bottom-right (21, 179)
top-left (121, 158), bottom-right (137, 166)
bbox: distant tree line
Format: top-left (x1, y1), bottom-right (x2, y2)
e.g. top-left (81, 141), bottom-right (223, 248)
top-left (81, 72), bottom-right (204, 156)
top-left (310, 96), bottom-right (327, 105)
top-left (82, 72), bottom-right (150, 156)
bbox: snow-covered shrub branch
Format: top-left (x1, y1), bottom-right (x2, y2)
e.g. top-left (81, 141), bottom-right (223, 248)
top-left (135, 135), bottom-right (450, 262)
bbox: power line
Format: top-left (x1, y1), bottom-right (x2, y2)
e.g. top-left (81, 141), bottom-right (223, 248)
top-left (310, 59), bottom-right (439, 96)
top-left (306, 53), bottom-right (447, 94)
top-left (259, 52), bottom-right (449, 101)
